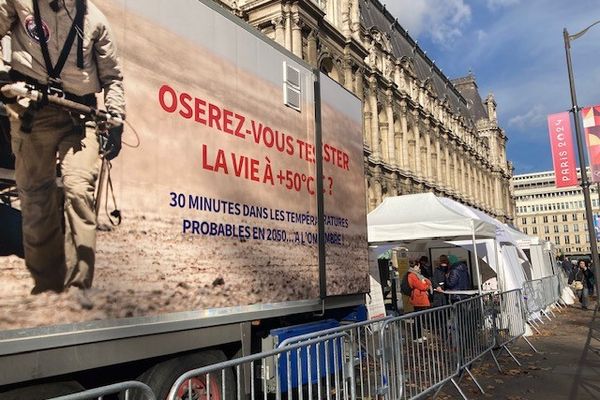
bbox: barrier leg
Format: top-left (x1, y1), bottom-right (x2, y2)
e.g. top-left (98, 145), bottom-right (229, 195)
top-left (450, 378), bottom-right (469, 400)
top-left (522, 336), bottom-right (538, 353)
top-left (432, 382), bottom-right (446, 400)
top-left (541, 310), bottom-right (552, 322)
top-left (465, 367), bottom-right (485, 394)
top-left (503, 345), bottom-right (522, 367)
top-left (528, 322), bottom-right (541, 335)
top-left (490, 350), bottom-right (502, 373)
top-left (548, 307), bottom-right (557, 318)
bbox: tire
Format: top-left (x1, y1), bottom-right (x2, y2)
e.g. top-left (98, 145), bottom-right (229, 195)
top-left (0, 381), bottom-right (85, 400)
top-left (131, 350), bottom-right (235, 400)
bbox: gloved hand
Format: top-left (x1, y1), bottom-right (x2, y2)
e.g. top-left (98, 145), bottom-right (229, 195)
top-left (0, 68), bottom-right (15, 104)
top-left (102, 124), bottom-right (123, 160)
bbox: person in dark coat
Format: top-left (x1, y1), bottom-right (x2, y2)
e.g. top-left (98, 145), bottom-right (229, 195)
top-left (562, 257), bottom-right (574, 284)
top-left (432, 255), bottom-right (449, 307)
top-left (419, 256), bottom-right (432, 280)
top-left (575, 259), bottom-right (595, 309)
top-left (445, 254), bottom-right (471, 302)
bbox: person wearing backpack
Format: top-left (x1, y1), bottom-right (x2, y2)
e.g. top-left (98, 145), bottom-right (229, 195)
top-left (407, 261), bottom-right (431, 342)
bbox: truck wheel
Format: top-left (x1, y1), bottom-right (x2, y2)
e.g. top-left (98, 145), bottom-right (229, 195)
top-left (133, 350), bottom-right (235, 400)
top-left (0, 381), bottom-right (85, 400)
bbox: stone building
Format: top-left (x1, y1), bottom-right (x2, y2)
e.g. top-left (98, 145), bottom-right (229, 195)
top-left (513, 169), bottom-right (600, 257)
top-left (216, 0), bottom-right (515, 221)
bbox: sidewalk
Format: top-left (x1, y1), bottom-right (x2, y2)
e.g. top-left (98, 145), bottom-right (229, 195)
top-left (438, 302), bottom-right (600, 400)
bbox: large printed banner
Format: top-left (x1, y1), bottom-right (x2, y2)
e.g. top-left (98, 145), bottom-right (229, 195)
top-left (547, 112), bottom-right (578, 188)
top-left (582, 105), bottom-right (600, 183)
top-left (0, 0), bottom-right (368, 332)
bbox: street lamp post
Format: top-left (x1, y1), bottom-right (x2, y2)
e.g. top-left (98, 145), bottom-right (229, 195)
top-left (563, 22), bottom-right (600, 302)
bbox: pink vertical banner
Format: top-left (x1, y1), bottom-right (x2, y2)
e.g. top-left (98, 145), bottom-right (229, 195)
top-left (582, 105), bottom-right (600, 183)
top-left (547, 112), bottom-right (578, 188)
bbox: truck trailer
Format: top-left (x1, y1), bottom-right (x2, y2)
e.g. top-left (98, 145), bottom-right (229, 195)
top-left (0, 0), bottom-right (369, 398)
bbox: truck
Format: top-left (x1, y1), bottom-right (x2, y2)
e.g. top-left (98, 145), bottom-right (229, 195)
top-left (0, 0), bottom-right (370, 398)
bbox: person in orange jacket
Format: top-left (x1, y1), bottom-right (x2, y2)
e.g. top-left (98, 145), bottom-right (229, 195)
top-left (408, 261), bottom-right (432, 342)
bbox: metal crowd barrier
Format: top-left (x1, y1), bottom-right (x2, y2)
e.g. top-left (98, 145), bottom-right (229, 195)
top-left (437, 293), bottom-right (496, 398)
top-left (276, 318), bottom-right (395, 400)
top-left (163, 281), bottom-right (567, 400)
top-left (167, 332), bottom-right (356, 400)
top-left (46, 381), bottom-right (156, 400)
top-left (380, 305), bottom-right (458, 400)
top-left (492, 289), bottom-right (537, 370)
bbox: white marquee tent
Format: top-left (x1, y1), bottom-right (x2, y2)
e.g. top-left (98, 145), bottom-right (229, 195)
top-left (438, 197), bottom-right (532, 292)
top-left (367, 193), bottom-right (497, 292)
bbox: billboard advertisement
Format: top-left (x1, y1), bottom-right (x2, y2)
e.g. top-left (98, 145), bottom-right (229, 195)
top-left (547, 112), bottom-right (578, 188)
top-left (0, 0), bottom-right (368, 332)
top-left (582, 105), bottom-right (600, 183)
top-left (320, 73), bottom-right (369, 296)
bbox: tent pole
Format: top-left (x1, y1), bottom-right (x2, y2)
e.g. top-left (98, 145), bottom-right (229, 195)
top-left (471, 220), bottom-right (482, 295)
top-left (494, 239), bottom-right (501, 292)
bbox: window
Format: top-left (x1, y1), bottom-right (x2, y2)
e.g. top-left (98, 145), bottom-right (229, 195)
top-left (521, 217), bottom-right (527, 225)
top-left (532, 227), bottom-right (538, 234)
top-left (545, 236), bottom-right (551, 241)
top-left (575, 235), bottom-right (581, 244)
top-left (554, 226), bottom-right (559, 233)
top-left (562, 215), bottom-right (568, 222)
top-left (532, 217), bottom-right (537, 224)
top-left (552, 215), bottom-right (558, 223)
top-left (565, 236), bottom-right (570, 244)
top-left (523, 227), bottom-right (528, 234)
top-left (543, 216), bottom-right (548, 223)
top-left (574, 224), bottom-right (579, 232)
top-left (555, 236), bottom-right (561, 245)
top-left (564, 225), bottom-right (569, 233)
top-left (572, 213), bottom-right (578, 221)
top-left (544, 226), bottom-right (550, 234)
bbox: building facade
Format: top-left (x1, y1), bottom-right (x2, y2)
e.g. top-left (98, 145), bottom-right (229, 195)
top-left (216, 0), bottom-right (514, 220)
top-left (513, 170), bottom-right (600, 257)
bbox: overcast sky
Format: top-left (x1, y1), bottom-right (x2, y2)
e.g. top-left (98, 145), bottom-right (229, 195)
top-left (380, 0), bottom-right (600, 175)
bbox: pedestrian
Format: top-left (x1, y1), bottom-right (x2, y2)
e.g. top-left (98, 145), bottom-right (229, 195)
top-left (432, 254), bottom-right (449, 307)
top-left (575, 259), bottom-right (595, 309)
top-left (445, 254), bottom-right (471, 302)
top-left (407, 261), bottom-right (432, 343)
top-left (0, 0), bottom-right (125, 308)
top-left (419, 255), bottom-right (432, 280)
top-left (561, 256), bottom-right (573, 283)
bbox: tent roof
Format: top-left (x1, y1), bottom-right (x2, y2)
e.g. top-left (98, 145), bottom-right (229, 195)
top-left (503, 224), bottom-right (543, 246)
top-left (367, 193), bottom-right (496, 244)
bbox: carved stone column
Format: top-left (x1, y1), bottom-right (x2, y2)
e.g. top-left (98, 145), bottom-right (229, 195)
top-left (444, 136), bottom-right (451, 188)
top-left (341, 0), bottom-right (351, 37)
top-left (412, 110), bottom-right (421, 177)
top-left (344, 59), bottom-right (354, 91)
top-left (385, 91), bottom-right (396, 166)
top-left (400, 102), bottom-right (409, 169)
top-left (364, 109), bottom-right (372, 149)
top-left (291, 15), bottom-right (302, 58)
top-left (424, 120), bottom-right (432, 180)
top-left (351, 0), bottom-right (360, 40)
top-left (355, 69), bottom-right (364, 100)
top-left (452, 146), bottom-right (459, 192)
top-left (284, 4), bottom-right (292, 51)
top-left (460, 155), bottom-right (466, 196)
top-left (369, 79), bottom-right (381, 158)
top-left (307, 29), bottom-right (318, 66)
top-left (379, 121), bottom-right (389, 163)
top-left (435, 131), bottom-right (442, 185)
top-left (272, 17), bottom-right (285, 46)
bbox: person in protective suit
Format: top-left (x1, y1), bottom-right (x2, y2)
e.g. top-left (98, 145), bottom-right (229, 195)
top-left (0, 0), bottom-right (125, 306)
